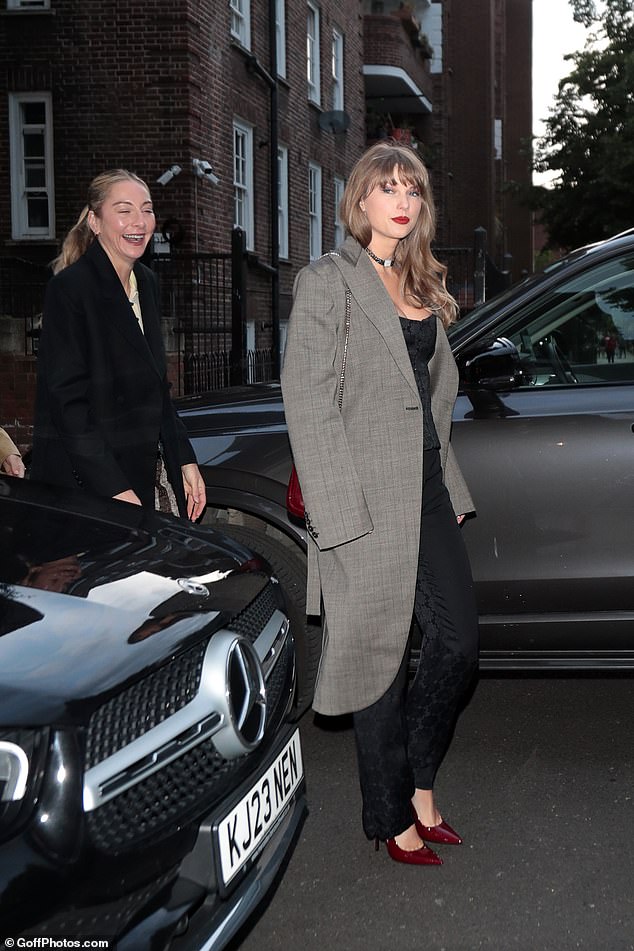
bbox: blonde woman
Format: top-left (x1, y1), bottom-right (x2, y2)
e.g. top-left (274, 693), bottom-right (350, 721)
top-left (31, 170), bottom-right (205, 520)
top-left (281, 142), bottom-right (478, 865)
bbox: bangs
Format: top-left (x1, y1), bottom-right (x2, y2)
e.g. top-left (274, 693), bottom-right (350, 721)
top-left (365, 154), bottom-right (426, 195)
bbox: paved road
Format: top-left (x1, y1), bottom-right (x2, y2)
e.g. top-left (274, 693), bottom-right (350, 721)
top-left (227, 675), bottom-right (634, 951)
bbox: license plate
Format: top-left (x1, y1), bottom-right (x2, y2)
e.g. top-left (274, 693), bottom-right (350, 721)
top-left (216, 729), bottom-right (303, 887)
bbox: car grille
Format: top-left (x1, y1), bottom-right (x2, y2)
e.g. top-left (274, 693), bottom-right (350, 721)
top-left (84, 639), bottom-right (206, 769)
top-left (84, 582), bottom-right (294, 855)
top-left (227, 580), bottom-right (280, 639)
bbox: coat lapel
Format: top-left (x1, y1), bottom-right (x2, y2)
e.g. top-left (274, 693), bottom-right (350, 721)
top-left (86, 241), bottom-right (162, 375)
top-left (135, 265), bottom-right (166, 377)
top-left (333, 237), bottom-right (418, 397)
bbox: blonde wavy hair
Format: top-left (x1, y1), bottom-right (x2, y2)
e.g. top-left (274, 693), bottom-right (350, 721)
top-left (339, 141), bottom-right (458, 326)
top-left (52, 169), bottom-right (151, 274)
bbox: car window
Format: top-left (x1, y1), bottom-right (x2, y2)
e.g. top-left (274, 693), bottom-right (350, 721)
top-left (498, 252), bottom-right (634, 386)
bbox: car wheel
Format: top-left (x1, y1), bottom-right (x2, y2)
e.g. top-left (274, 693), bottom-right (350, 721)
top-left (205, 521), bottom-right (321, 719)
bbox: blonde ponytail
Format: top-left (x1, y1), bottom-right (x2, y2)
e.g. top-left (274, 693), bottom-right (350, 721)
top-left (51, 206), bottom-right (95, 274)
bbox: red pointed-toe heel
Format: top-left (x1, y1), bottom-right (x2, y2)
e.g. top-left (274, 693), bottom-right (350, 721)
top-left (412, 810), bottom-right (463, 846)
top-left (375, 836), bottom-right (443, 866)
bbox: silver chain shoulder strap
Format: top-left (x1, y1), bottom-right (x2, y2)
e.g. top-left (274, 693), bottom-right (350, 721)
top-left (338, 287), bottom-right (351, 410)
top-left (325, 251), bottom-right (351, 411)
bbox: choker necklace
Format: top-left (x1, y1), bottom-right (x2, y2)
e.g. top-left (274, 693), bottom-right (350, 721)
top-left (365, 247), bottom-right (394, 268)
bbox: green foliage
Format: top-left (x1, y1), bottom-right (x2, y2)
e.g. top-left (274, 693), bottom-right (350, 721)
top-left (533, 0), bottom-right (634, 249)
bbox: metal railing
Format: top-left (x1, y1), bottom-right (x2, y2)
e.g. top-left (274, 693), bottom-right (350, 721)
top-left (0, 257), bottom-right (49, 355)
top-left (434, 246), bottom-right (475, 313)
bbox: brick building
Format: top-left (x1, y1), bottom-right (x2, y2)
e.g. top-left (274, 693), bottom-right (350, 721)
top-left (363, 0), bottom-right (533, 281)
top-left (1, 0), bottom-right (532, 448)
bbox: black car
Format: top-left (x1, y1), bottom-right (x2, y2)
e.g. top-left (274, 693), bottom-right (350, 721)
top-left (0, 474), bottom-right (305, 948)
top-left (177, 229), bottom-right (634, 695)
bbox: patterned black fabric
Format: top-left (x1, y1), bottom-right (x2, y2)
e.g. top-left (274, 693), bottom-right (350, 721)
top-left (399, 315), bottom-right (441, 450)
top-left (353, 449), bottom-right (478, 840)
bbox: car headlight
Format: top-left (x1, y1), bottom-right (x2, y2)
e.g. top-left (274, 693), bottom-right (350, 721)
top-left (0, 729), bottom-right (48, 841)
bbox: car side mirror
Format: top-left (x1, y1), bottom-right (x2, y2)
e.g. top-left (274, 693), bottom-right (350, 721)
top-left (457, 336), bottom-right (525, 391)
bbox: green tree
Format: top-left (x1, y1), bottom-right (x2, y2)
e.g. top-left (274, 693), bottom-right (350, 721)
top-left (533, 0), bottom-right (634, 249)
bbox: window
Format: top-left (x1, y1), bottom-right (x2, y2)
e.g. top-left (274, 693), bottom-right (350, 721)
top-left (494, 118), bottom-right (503, 161)
top-left (277, 146), bottom-right (289, 260)
top-left (331, 28), bottom-right (344, 111)
top-left (275, 0), bottom-right (286, 79)
top-left (7, 0), bottom-right (50, 8)
top-left (233, 119), bottom-right (254, 250)
top-left (279, 319), bottom-right (289, 362)
top-left (308, 162), bottom-right (322, 261)
top-left (307, 3), bottom-right (321, 105)
top-left (497, 254), bottom-right (634, 386)
top-left (9, 92), bottom-right (55, 240)
top-left (230, 0), bottom-right (251, 50)
top-left (333, 176), bottom-right (345, 248)
top-left (246, 320), bottom-right (256, 383)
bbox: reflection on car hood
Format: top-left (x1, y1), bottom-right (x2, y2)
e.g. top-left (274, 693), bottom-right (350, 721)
top-left (0, 476), bottom-right (271, 726)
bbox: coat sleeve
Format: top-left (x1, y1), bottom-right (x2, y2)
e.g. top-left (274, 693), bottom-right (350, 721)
top-left (38, 277), bottom-right (132, 497)
top-left (444, 443), bottom-right (475, 517)
top-left (281, 263), bottom-right (373, 550)
top-left (429, 319), bottom-right (475, 518)
top-left (0, 428), bottom-right (20, 467)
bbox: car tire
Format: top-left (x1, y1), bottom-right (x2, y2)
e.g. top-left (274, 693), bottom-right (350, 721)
top-left (207, 522), bottom-right (321, 719)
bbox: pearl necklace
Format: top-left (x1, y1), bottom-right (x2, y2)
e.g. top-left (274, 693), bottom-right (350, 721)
top-left (365, 246), bottom-right (394, 268)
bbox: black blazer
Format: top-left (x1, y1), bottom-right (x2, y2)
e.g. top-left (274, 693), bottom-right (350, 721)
top-left (31, 240), bottom-right (195, 515)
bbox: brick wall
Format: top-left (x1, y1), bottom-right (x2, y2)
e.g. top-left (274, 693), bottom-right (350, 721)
top-left (431, 0), bottom-right (531, 278)
top-left (1, 353), bottom-right (37, 454)
top-left (363, 13), bottom-right (432, 106)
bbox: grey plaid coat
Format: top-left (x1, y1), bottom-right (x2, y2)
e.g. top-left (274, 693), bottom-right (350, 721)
top-left (281, 236), bottom-right (474, 715)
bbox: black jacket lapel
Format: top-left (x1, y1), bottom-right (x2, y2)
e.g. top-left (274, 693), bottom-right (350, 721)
top-left (86, 240), bottom-right (162, 374)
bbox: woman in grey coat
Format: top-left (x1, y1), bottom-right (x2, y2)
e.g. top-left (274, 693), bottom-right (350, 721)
top-left (281, 142), bottom-right (478, 866)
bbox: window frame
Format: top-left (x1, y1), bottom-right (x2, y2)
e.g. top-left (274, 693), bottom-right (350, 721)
top-left (233, 118), bottom-right (255, 250)
top-left (308, 162), bottom-right (322, 262)
top-left (9, 91), bottom-right (55, 240)
top-left (307, 2), bottom-right (321, 106)
top-left (494, 118), bottom-right (503, 161)
top-left (275, 0), bottom-right (287, 79)
top-left (277, 145), bottom-right (289, 260)
top-left (229, 0), bottom-right (251, 50)
top-left (331, 27), bottom-right (344, 112)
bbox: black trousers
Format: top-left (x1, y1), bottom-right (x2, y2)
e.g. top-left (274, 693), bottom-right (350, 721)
top-left (352, 449), bottom-right (479, 840)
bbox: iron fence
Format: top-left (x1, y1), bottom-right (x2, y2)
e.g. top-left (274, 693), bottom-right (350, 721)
top-left (0, 257), bottom-right (49, 354)
top-left (152, 250), bottom-right (234, 392)
top-left (434, 246), bottom-right (475, 313)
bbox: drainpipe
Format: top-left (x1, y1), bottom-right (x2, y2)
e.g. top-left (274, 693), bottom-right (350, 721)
top-left (245, 0), bottom-right (280, 378)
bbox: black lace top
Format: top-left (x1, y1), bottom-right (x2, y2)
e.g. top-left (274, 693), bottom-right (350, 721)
top-left (399, 315), bottom-right (441, 450)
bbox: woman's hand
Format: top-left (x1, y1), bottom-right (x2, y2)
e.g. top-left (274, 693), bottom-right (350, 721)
top-left (113, 488), bottom-right (143, 506)
top-left (2, 453), bottom-right (25, 478)
top-left (182, 463), bottom-right (206, 521)
top-left (456, 514), bottom-right (466, 525)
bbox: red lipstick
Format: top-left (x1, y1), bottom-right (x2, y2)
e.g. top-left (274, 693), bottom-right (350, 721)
top-left (392, 216), bottom-right (410, 224)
